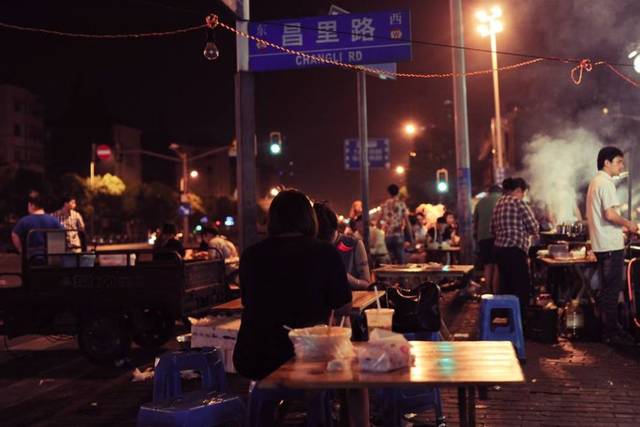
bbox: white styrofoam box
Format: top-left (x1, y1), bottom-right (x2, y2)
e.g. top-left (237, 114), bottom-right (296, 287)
top-left (98, 254), bottom-right (128, 266)
top-left (191, 317), bottom-right (241, 373)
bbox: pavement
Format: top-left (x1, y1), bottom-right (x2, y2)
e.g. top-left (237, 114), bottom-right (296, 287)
top-left (1, 288), bottom-right (639, 426)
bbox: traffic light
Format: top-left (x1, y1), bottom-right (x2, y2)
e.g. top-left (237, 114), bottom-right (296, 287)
top-left (269, 131), bottom-right (282, 155)
top-left (436, 168), bottom-right (449, 193)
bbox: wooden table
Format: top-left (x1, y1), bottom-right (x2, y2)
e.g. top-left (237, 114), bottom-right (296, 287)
top-left (259, 340), bottom-right (524, 427)
top-left (373, 263), bottom-right (474, 283)
top-left (537, 255), bottom-right (597, 304)
top-left (209, 290), bottom-right (385, 315)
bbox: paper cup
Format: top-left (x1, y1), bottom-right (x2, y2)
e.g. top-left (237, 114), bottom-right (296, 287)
top-left (365, 308), bottom-right (394, 331)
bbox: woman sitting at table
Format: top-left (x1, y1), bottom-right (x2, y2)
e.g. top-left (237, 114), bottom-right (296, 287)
top-left (234, 189), bottom-right (369, 426)
top-left (314, 202), bottom-right (371, 290)
top-left (234, 189), bottom-right (352, 377)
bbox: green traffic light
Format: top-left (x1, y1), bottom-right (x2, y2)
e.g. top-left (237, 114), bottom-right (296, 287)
top-left (437, 181), bottom-right (448, 193)
top-left (269, 143), bottom-right (282, 155)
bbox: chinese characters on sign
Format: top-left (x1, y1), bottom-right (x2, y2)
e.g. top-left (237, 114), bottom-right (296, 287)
top-left (248, 10), bottom-right (411, 72)
top-left (344, 139), bottom-right (391, 170)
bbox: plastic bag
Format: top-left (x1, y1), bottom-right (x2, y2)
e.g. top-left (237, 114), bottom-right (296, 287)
top-left (357, 329), bottom-right (413, 372)
top-left (288, 325), bottom-right (354, 360)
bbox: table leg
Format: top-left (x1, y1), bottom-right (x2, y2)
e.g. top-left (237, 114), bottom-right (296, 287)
top-left (467, 385), bottom-right (476, 427)
top-left (457, 387), bottom-right (468, 427)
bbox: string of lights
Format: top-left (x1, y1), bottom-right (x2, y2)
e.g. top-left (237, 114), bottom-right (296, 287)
top-left (0, 13), bottom-right (638, 87)
top-left (217, 18), bottom-right (546, 79)
top-left (0, 20), bottom-right (205, 39)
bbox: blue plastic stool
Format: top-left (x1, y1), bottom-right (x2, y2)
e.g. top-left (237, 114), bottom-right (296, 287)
top-left (479, 294), bottom-right (526, 361)
top-left (153, 347), bottom-right (227, 402)
top-left (247, 385), bottom-right (333, 427)
top-left (137, 348), bottom-right (245, 427)
top-left (378, 331), bottom-right (445, 427)
top-left (137, 390), bottom-right (245, 427)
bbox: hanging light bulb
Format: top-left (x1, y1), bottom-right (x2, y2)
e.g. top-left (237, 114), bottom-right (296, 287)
top-left (203, 39), bottom-right (219, 61)
top-left (203, 14), bottom-right (220, 61)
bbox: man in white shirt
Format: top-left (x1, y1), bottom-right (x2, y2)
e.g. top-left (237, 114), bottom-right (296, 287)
top-left (586, 146), bottom-right (638, 347)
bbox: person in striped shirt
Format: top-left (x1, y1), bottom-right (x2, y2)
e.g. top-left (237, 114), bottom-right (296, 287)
top-left (52, 196), bottom-right (85, 252)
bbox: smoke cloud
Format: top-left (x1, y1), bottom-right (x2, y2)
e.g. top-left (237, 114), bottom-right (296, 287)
top-left (522, 128), bottom-right (602, 224)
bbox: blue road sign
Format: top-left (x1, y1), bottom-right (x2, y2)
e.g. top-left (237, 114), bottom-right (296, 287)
top-left (344, 138), bottom-right (390, 170)
top-left (248, 10), bottom-right (411, 72)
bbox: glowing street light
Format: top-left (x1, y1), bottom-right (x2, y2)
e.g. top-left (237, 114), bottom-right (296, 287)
top-left (403, 122), bottom-right (417, 137)
top-left (190, 170), bottom-right (199, 178)
top-left (269, 187), bottom-right (280, 197)
top-left (395, 165), bottom-right (406, 175)
top-left (477, 5), bottom-right (505, 184)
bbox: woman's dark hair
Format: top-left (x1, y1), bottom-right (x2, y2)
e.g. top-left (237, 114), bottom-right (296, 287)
top-left (436, 216), bottom-right (447, 224)
top-left (268, 189), bottom-right (318, 238)
top-left (597, 146), bottom-right (623, 170)
top-left (387, 184), bottom-right (400, 196)
top-left (313, 202), bottom-right (338, 242)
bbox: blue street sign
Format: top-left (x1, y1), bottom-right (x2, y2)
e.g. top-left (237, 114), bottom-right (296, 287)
top-left (344, 138), bottom-right (390, 170)
top-left (248, 10), bottom-right (411, 72)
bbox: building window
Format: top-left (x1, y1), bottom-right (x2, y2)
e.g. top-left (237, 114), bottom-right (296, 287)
top-left (14, 124), bottom-right (21, 137)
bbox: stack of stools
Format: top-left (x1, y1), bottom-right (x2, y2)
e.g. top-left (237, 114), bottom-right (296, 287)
top-left (379, 331), bottom-right (445, 427)
top-left (479, 294), bottom-right (526, 361)
top-left (137, 347), bottom-right (245, 427)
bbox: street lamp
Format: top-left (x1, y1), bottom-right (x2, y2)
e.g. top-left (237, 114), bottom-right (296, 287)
top-left (395, 165), bottom-right (406, 175)
top-left (403, 122), bottom-right (417, 137)
top-left (477, 5), bottom-right (505, 184)
top-left (190, 170), bottom-right (199, 179)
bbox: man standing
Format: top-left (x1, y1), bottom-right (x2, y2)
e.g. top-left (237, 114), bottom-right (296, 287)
top-left (52, 196), bottom-right (85, 252)
top-left (474, 184), bottom-right (502, 293)
top-left (491, 178), bottom-right (539, 309)
top-left (586, 146), bottom-right (637, 347)
top-left (380, 184), bottom-right (412, 264)
top-left (12, 192), bottom-right (63, 259)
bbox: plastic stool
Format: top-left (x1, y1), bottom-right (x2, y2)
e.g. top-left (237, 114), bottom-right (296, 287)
top-left (479, 294), bottom-right (526, 361)
top-left (153, 347), bottom-right (227, 402)
top-left (137, 348), bottom-right (245, 427)
top-left (137, 389), bottom-right (245, 427)
top-left (247, 386), bottom-right (333, 427)
top-left (378, 331), bottom-right (445, 427)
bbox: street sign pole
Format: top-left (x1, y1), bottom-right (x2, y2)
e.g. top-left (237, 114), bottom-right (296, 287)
top-left (235, 1), bottom-right (258, 253)
top-left (357, 71), bottom-right (370, 251)
top-left (450, 0), bottom-right (473, 263)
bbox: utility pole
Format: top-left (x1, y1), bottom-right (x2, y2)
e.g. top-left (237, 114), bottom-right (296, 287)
top-left (235, 4), bottom-right (258, 252)
top-left (450, 0), bottom-right (474, 264)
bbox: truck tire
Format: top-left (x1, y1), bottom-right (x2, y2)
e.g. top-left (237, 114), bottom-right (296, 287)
top-left (131, 308), bottom-right (174, 348)
top-left (78, 314), bottom-right (131, 364)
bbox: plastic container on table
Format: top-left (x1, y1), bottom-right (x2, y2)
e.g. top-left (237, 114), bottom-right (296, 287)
top-left (365, 308), bottom-right (395, 331)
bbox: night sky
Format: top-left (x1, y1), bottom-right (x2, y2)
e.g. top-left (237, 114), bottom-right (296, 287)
top-left (2, 0), bottom-right (638, 214)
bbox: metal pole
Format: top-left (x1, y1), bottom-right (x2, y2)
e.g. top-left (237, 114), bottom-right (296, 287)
top-left (490, 33), bottom-right (504, 183)
top-left (181, 153), bottom-right (189, 245)
top-left (235, 7), bottom-right (258, 253)
top-left (90, 142), bottom-right (95, 241)
top-left (357, 71), bottom-right (370, 251)
top-left (450, 0), bottom-right (474, 263)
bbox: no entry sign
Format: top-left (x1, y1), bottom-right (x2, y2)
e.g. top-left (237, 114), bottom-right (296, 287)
top-left (96, 144), bottom-right (112, 160)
